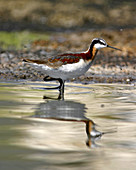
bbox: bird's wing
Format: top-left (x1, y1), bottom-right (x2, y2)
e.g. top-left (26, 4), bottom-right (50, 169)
top-left (23, 53), bottom-right (81, 69)
top-left (23, 58), bottom-right (48, 64)
top-left (47, 54), bottom-right (81, 68)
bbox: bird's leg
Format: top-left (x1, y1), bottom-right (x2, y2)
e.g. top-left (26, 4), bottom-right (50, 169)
top-left (43, 76), bottom-right (61, 89)
top-left (43, 76), bottom-right (53, 81)
top-left (58, 79), bottom-right (65, 100)
top-left (43, 76), bottom-right (65, 100)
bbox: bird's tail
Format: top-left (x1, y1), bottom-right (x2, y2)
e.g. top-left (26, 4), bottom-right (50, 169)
top-left (22, 59), bottom-right (31, 62)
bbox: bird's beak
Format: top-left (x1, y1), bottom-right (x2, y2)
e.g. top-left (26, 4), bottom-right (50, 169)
top-left (107, 45), bottom-right (121, 51)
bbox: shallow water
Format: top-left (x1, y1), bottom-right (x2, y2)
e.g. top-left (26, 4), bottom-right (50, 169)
top-left (0, 81), bottom-right (136, 170)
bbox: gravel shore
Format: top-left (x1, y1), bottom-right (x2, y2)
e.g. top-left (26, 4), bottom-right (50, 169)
top-left (0, 29), bottom-right (136, 84)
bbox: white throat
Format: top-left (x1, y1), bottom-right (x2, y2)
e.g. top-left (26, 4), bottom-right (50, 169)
top-left (94, 43), bottom-right (106, 49)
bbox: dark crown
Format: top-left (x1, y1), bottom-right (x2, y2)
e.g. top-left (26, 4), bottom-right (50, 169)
top-left (92, 38), bottom-right (107, 46)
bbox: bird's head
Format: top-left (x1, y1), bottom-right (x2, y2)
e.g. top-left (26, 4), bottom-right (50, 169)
top-left (91, 38), bottom-right (121, 51)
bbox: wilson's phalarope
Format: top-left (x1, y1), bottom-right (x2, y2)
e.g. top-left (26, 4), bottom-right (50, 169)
top-left (23, 38), bottom-right (121, 100)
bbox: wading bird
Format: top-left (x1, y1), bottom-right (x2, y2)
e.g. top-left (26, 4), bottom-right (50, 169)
top-left (23, 38), bottom-right (121, 100)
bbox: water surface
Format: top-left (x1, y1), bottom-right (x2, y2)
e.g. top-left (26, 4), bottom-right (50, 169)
top-left (0, 81), bottom-right (136, 170)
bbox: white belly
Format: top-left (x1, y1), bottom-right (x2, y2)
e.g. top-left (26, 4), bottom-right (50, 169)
top-left (30, 59), bottom-right (92, 80)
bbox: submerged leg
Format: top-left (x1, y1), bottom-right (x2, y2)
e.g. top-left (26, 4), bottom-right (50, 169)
top-left (43, 76), bottom-right (61, 90)
top-left (43, 76), bottom-right (65, 100)
top-left (58, 79), bottom-right (65, 100)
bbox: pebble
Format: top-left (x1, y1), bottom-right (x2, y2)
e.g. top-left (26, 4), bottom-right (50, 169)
top-left (0, 47), bottom-right (135, 83)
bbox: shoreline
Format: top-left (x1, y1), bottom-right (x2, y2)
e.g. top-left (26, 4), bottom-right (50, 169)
top-left (0, 29), bottom-right (135, 84)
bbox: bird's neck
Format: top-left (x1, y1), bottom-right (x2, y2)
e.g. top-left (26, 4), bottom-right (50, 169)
top-left (89, 46), bottom-right (98, 60)
top-left (83, 46), bottom-right (98, 61)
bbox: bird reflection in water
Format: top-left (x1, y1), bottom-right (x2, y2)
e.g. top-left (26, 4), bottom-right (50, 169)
top-left (32, 100), bottom-right (103, 148)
